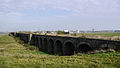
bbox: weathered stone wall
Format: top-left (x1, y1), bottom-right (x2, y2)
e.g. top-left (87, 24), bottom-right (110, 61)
top-left (11, 33), bottom-right (120, 56)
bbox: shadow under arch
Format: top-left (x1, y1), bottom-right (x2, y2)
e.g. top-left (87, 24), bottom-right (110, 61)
top-left (35, 36), bottom-right (39, 47)
top-left (43, 38), bottom-right (48, 52)
top-left (63, 40), bottom-right (75, 56)
top-left (100, 43), bottom-right (115, 50)
top-left (77, 43), bottom-right (93, 53)
top-left (39, 37), bottom-right (43, 50)
top-left (48, 39), bottom-right (54, 54)
top-left (54, 40), bottom-right (63, 55)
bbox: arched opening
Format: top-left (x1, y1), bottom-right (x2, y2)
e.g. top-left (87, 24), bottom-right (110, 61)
top-left (36, 37), bottom-right (39, 47)
top-left (26, 36), bottom-right (29, 43)
top-left (49, 39), bottom-right (54, 54)
top-left (64, 42), bottom-right (75, 56)
top-left (39, 38), bottom-right (43, 50)
top-left (37, 37), bottom-right (41, 49)
top-left (33, 36), bottom-right (36, 45)
top-left (55, 40), bottom-right (63, 55)
top-left (101, 44), bottom-right (109, 50)
top-left (78, 44), bottom-right (93, 53)
top-left (43, 38), bottom-right (48, 52)
top-left (34, 36), bottom-right (37, 47)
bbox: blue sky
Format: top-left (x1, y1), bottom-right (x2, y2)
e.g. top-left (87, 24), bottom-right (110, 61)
top-left (0, 0), bottom-right (120, 32)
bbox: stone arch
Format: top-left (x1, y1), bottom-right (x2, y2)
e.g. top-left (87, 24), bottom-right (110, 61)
top-left (33, 35), bottom-right (36, 45)
top-left (63, 40), bottom-right (75, 56)
top-left (43, 38), bottom-right (48, 52)
top-left (39, 37), bottom-right (43, 50)
top-left (26, 35), bottom-right (29, 43)
top-left (48, 39), bottom-right (54, 54)
top-left (35, 36), bottom-right (39, 47)
top-left (100, 43), bottom-right (116, 50)
top-left (37, 37), bottom-right (40, 48)
top-left (100, 44), bottom-right (109, 50)
top-left (54, 40), bottom-right (63, 55)
top-left (77, 42), bottom-right (93, 53)
top-left (36, 37), bottom-right (39, 48)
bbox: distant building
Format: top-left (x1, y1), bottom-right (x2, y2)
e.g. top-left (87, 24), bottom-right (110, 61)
top-left (51, 31), bottom-right (57, 34)
top-left (64, 30), bottom-right (69, 32)
top-left (69, 30), bottom-right (84, 33)
top-left (63, 30), bottom-right (69, 34)
top-left (114, 30), bottom-right (120, 32)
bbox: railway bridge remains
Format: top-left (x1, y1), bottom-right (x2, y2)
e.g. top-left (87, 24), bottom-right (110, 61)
top-left (10, 32), bottom-right (120, 56)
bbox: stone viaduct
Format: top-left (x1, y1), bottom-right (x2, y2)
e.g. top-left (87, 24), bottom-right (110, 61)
top-left (10, 32), bottom-right (120, 56)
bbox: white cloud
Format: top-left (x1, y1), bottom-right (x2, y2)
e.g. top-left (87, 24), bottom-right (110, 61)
top-left (0, 0), bottom-right (119, 16)
top-left (6, 12), bottom-right (22, 16)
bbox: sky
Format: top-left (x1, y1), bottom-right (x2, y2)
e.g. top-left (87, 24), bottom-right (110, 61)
top-left (0, 0), bottom-right (120, 32)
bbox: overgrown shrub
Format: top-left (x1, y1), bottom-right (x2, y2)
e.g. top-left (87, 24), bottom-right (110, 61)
top-left (14, 37), bottom-right (38, 51)
top-left (57, 31), bottom-right (63, 34)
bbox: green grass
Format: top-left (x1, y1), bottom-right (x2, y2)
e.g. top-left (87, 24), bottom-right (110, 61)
top-left (0, 35), bottom-right (120, 68)
top-left (77, 32), bottom-right (120, 36)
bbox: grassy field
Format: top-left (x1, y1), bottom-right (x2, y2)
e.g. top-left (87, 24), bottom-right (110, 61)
top-left (77, 32), bottom-right (120, 36)
top-left (0, 35), bottom-right (120, 68)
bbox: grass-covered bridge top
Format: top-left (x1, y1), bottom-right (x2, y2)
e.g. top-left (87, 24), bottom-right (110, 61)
top-left (16, 32), bottom-right (120, 41)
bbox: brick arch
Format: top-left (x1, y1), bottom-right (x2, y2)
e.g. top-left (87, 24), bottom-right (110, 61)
top-left (77, 42), bottom-right (93, 53)
top-left (43, 38), bottom-right (48, 52)
top-left (99, 43), bottom-right (116, 50)
top-left (54, 39), bottom-right (63, 55)
top-left (35, 36), bottom-right (39, 47)
top-left (48, 39), bottom-right (54, 54)
top-left (39, 37), bottom-right (43, 50)
top-left (99, 43), bottom-right (109, 50)
top-left (63, 40), bottom-right (75, 56)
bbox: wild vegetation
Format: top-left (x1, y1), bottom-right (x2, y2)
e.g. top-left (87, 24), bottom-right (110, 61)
top-left (0, 35), bottom-right (120, 68)
top-left (73, 32), bottom-right (120, 41)
top-left (80, 32), bottom-right (120, 36)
